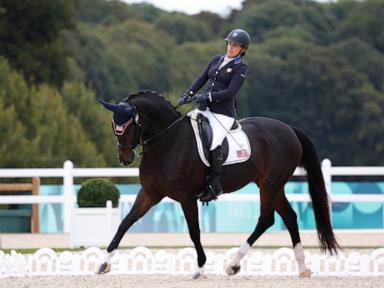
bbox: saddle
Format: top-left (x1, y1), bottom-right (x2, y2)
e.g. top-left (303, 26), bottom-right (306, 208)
top-left (188, 111), bottom-right (251, 167)
top-left (196, 113), bottom-right (230, 162)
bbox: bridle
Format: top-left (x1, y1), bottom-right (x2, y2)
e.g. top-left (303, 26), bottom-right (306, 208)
top-left (112, 114), bottom-right (141, 151)
top-left (112, 112), bottom-right (185, 154)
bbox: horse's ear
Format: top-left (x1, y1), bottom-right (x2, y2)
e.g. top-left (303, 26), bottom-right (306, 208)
top-left (99, 100), bottom-right (119, 112)
top-left (117, 102), bottom-right (136, 116)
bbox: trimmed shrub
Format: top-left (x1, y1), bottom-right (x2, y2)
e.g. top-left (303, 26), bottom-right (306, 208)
top-left (77, 178), bottom-right (120, 208)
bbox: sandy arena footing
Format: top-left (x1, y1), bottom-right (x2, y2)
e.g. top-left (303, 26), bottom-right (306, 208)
top-left (1, 274), bottom-right (383, 288)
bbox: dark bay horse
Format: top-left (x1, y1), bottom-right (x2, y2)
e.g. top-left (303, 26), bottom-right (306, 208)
top-left (98, 90), bottom-right (339, 278)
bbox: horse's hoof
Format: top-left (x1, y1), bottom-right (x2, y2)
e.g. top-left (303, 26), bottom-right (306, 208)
top-left (96, 262), bottom-right (111, 274)
top-left (192, 272), bottom-right (207, 280)
top-left (299, 269), bottom-right (312, 278)
top-left (225, 265), bottom-right (241, 275)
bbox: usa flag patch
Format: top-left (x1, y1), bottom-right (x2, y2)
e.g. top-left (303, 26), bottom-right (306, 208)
top-left (237, 149), bottom-right (249, 158)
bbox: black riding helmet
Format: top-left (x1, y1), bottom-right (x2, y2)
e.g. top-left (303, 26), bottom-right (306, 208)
top-left (224, 29), bottom-right (251, 49)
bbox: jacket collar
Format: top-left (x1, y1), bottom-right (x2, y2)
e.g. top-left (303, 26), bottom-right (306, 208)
top-left (234, 55), bottom-right (242, 64)
top-left (219, 55), bottom-right (242, 65)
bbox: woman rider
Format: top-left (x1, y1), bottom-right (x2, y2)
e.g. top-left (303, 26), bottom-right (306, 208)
top-left (178, 28), bottom-right (250, 202)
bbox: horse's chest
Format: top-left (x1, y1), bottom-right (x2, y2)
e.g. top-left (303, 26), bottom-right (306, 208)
top-left (140, 168), bottom-right (169, 190)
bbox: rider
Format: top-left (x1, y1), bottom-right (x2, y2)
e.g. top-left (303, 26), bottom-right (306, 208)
top-left (178, 28), bottom-right (250, 202)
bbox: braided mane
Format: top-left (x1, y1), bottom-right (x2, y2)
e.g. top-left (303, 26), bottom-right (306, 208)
top-left (125, 90), bottom-right (181, 117)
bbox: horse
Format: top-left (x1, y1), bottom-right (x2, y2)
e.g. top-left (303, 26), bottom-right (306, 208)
top-left (97, 90), bottom-right (339, 278)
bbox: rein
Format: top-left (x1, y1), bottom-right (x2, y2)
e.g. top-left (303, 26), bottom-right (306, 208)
top-left (114, 114), bottom-right (186, 155)
top-left (140, 115), bottom-right (187, 154)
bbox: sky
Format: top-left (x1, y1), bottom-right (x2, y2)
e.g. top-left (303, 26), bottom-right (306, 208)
top-left (123, 0), bottom-right (332, 16)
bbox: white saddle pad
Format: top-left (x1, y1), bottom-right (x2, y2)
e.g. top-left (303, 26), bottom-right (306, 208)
top-left (189, 111), bottom-right (251, 167)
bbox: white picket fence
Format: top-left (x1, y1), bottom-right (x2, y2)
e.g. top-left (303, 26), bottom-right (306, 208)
top-left (1, 247), bottom-right (384, 278)
top-left (0, 159), bottom-right (384, 233)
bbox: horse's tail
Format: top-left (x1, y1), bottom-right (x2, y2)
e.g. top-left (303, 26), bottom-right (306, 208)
top-left (292, 126), bottom-right (340, 254)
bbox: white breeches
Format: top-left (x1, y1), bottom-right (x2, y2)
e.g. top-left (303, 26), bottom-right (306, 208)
top-left (196, 108), bottom-right (235, 150)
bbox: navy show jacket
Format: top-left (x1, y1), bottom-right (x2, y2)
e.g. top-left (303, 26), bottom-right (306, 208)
top-left (187, 55), bottom-right (247, 118)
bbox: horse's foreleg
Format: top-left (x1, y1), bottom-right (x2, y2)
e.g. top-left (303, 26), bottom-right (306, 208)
top-left (181, 199), bottom-right (207, 279)
top-left (96, 188), bottom-right (162, 274)
top-left (226, 181), bottom-right (278, 276)
top-left (276, 192), bottom-right (311, 277)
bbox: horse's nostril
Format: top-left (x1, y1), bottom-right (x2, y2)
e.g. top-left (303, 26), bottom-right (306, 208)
top-left (120, 161), bottom-right (127, 167)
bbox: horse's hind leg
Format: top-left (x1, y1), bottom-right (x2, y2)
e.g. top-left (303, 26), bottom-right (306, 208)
top-left (181, 199), bottom-right (207, 279)
top-left (226, 181), bottom-right (278, 275)
top-left (97, 188), bottom-right (162, 274)
top-left (275, 192), bottom-right (311, 277)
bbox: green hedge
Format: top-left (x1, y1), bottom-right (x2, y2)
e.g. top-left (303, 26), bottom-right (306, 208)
top-left (77, 178), bottom-right (120, 208)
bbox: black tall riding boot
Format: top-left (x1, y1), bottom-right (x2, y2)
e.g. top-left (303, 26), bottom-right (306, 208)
top-left (199, 145), bottom-right (224, 202)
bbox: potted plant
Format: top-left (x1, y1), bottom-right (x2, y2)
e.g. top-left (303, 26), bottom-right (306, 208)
top-left (70, 178), bottom-right (121, 248)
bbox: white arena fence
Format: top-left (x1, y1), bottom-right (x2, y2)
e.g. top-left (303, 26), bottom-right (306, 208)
top-left (0, 159), bottom-right (384, 233)
top-left (1, 247), bottom-right (384, 278)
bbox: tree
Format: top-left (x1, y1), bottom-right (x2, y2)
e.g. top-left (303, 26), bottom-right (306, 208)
top-left (194, 12), bottom-right (224, 34)
top-left (24, 84), bottom-right (106, 167)
top-left (95, 19), bottom-right (175, 95)
top-left (234, 0), bottom-right (334, 44)
top-left (0, 58), bottom-right (107, 167)
top-left (64, 23), bottom-right (135, 101)
top-left (0, 0), bottom-right (79, 87)
top-left (75, 0), bottom-right (165, 25)
top-left (61, 82), bottom-right (116, 165)
top-left (331, 39), bottom-right (384, 92)
top-left (336, 0), bottom-right (384, 53)
top-left (75, 0), bottom-right (134, 25)
top-left (168, 41), bottom-right (223, 95)
top-left (234, 0), bottom-right (304, 42)
top-left (0, 100), bottom-right (34, 167)
top-left (155, 12), bottom-right (214, 44)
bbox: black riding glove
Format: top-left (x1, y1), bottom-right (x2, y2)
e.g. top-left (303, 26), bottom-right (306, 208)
top-left (192, 93), bottom-right (209, 104)
top-left (178, 93), bottom-right (192, 106)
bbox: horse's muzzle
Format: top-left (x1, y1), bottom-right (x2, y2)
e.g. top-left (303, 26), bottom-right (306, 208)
top-left (119, 150), bottom-right (135, 166)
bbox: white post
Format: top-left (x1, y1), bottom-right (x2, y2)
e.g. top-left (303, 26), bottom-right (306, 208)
top-left (321, 158), bottom-right (332, 222)
top-left (63, 160), bottom-right (74, 233)
top-left (106, 200), bottom-right (112, 244)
